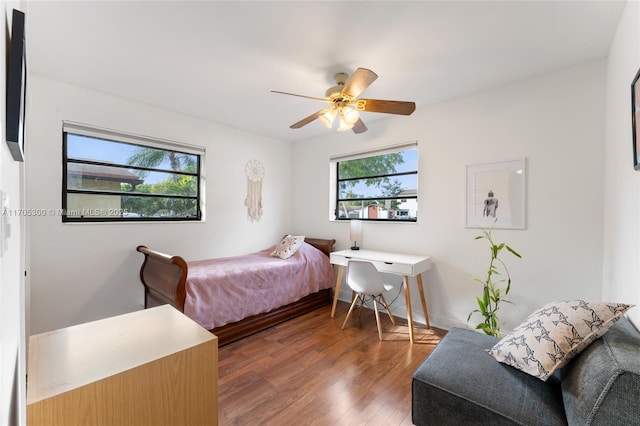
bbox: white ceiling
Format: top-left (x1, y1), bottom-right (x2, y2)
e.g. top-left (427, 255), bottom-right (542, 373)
top-left (26, 1), bottom-right (625, 143)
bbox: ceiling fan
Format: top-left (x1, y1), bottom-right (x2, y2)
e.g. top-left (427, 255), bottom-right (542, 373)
top-left (271, 68), bottom-right (416, 134)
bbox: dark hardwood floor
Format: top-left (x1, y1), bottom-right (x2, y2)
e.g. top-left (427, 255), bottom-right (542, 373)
top-left (218, 301), bottom-right (446, 425)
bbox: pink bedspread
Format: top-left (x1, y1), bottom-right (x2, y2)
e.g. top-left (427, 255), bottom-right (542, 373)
top-left (183, 242), bottom-right (335, 329)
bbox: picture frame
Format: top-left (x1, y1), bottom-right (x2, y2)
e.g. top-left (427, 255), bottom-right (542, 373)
top-left (5, 9), bottom-right (26, 162)
top-left (465, 158), bottom-right (526, 229)
top-left (631, 68), bottom-right (640, 171)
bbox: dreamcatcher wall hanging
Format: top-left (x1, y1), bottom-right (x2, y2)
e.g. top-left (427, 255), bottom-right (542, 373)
top-left (244, 160), bottom-right (265, 222)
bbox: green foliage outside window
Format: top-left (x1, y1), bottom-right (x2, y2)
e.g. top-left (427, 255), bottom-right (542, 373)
top-left (121, 148), bottom-right (198, 218)
top-left (336, 148), bottom-right (417, 221)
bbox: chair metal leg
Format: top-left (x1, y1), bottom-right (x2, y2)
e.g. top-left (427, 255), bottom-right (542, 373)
top-left (341, 294), bottom-right (361, 330)
top-left (372, 298), bottom-right (383, 340)
top-left (380, 294), bottom-right (395, 325)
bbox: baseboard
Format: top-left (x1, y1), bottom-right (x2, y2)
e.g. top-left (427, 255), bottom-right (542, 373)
top-left (336, 291), bottom-right (471, 332)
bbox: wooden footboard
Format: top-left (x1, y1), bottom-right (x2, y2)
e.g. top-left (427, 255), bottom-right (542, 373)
top-left (136, 237), bottom-right (336, 346)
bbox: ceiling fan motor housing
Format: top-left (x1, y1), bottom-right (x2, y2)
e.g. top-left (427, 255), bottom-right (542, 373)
top-left (325, 72), bottom-right (349, 98)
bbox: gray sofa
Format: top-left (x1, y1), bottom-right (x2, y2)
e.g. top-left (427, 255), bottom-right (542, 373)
top-left (412, 316), bottom-right (640, 426)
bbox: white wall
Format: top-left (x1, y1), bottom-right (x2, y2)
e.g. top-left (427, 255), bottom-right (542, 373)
top-left (1, 2), bottom-right (27, 425)
top-left (293, 60), bottom-right (607, 332)
top-left (27, 75), bottom-right (294, 334)
top-left (603, 0), bottom-right (640, 327)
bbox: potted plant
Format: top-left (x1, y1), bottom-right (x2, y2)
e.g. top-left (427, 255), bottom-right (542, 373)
top-left (467, 223), bottom-right (521, 337)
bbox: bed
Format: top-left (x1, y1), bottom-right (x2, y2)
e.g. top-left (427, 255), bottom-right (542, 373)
top-left (136, 237), bottom-right (336, 345)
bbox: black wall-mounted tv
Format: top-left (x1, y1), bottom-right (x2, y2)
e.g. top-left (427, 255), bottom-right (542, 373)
top-left (6, 9), bottom-right (26, 162)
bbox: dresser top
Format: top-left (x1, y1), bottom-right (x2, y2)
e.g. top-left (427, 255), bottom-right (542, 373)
top-left (27, 305), bottom-right (216, 403)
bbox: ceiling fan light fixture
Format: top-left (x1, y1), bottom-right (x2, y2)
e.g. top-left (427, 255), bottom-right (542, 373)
top-left (272, 67), bottom-right (415, 135)
top-left (319, 109), bottom-right (337, 128)
top-left (337, 116), bottom-right (354, 132)
top-left (341, 107), bottom-right (359, 125)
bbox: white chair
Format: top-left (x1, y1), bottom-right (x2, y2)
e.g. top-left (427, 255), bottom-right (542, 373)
top-left (341, 260), bottom-right (396, 340)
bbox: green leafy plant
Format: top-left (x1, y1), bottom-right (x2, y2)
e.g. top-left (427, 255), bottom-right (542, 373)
top-left (467, 223), bottom-right (521, 337)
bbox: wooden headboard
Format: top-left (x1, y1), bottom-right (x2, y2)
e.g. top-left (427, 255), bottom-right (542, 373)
top-left (300, 237), bottom-right (335, 257)
top-left (136, 237), bottom-right (336, 313)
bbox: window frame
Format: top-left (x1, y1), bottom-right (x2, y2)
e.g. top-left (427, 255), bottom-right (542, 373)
top-left (331, 142), bottom-right (418, 223)
top-left (61, 122), bottom-right (205, 223)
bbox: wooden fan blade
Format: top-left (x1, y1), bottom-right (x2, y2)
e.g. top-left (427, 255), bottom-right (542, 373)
top-left (351, 118), bottom-right (368, 134)
top-left (341, 68), bottom-right (378, 98)
top-left (359, 99), bottom-right (416, 115)
top-left (290, 110), bottom-right (324, 129)
top-left (271, 90), bottom-right (330, 103)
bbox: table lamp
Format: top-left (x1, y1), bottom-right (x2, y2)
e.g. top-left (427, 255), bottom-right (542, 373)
top-left (350, 220), bottom-right (362, 250)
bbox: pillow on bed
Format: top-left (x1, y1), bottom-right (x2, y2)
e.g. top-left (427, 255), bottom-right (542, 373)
top-left (271, 235), bottom-right (305, 259)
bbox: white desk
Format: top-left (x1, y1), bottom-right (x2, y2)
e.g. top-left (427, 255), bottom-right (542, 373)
top-left (330, 249), bottom-right (432, 343)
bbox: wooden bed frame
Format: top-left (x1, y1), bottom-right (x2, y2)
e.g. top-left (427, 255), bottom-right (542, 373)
top-left (136, 237), bottom-right (336, 346)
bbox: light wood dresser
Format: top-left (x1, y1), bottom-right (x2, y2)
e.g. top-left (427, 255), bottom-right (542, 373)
top-left (27, 305), bottom-right (218, 425)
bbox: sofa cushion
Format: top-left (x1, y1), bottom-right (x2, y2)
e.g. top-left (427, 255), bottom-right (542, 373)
top-left (412, 328), bottom-right (567, 426)
top-left (488, 301), bottom-right (633, 381)
top-left (561, 316), bottom-right (640, 426)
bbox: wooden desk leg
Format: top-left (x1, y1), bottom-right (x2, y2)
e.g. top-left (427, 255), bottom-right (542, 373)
top-left (416, 274), bottom-right (431, 328)
top-left (331, 265), bottom-right (345, 318)
top-left (402, 276), bottom-right (415, 344)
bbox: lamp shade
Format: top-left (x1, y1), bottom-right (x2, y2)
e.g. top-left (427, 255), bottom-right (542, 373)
top-left (342, 107), bottom-right (359, 125)
top-left (319, 109), bottom-right (337, 128)
top-left (337, 116), bottom-right (354, 132)
top-left (350, 220), bottom-right (362, 241)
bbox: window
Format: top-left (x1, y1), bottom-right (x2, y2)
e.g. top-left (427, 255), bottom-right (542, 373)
top-left (62, 122), bottom-right (204, 222)
top-left (332, 142), bottom-right (418, 222)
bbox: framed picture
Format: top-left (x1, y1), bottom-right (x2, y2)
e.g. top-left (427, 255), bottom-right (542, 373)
top-left (5, 9), bottom-right (26, 162)
top-left (631, 68), bottom-right (640, 170)
top-left (466, 159), bottom-right (526, 229)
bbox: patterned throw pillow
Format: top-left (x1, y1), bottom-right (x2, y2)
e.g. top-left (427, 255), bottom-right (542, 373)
top-left (270, 235), bottom-right (305, 259)
top-left (488, 300), bottom-right (633, 381)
